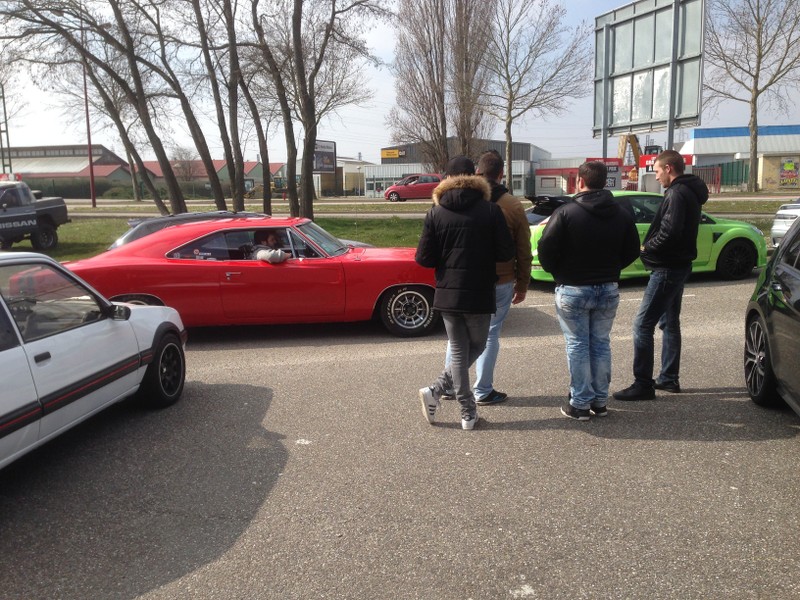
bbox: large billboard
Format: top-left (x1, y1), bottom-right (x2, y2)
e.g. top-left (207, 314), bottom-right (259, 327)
top-left (593, 0), bottom-right (704, 139)
top-left (313, 140), bottom-right (336, 173)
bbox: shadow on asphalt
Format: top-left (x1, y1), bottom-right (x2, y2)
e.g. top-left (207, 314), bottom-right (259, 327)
top-left (0, 382), bottom-right (283, 599)
top-left (452, 389), bottom-right (800, 441)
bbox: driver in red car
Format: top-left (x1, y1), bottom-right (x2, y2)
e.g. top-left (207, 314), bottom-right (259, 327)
top-left (250, 229), bottom-right (289, 263)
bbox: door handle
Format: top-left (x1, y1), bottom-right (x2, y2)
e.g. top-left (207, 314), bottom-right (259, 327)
top-left (225, 271), bottom-right (242, 280)
top-left (34, 352), bottom-right (51, 363)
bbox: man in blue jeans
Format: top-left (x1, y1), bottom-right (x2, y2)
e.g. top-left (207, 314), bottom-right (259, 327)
top-left (613, 150), bottom-right (709, 401)
top-left (537, 161), bottom-right (640, 420)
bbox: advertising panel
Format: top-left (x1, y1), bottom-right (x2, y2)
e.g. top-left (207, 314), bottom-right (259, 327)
top-left (313, 140), bottom-right (336, 173)
top-left (779, 157), bottom-right (799, 188)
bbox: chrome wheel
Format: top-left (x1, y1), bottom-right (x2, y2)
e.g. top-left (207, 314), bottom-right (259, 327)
top-left (379, 286), bottom-right (438, 337)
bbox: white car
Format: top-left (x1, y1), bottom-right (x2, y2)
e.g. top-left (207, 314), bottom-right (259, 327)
top-left (0, 252), bottom-right (187, 470)
top-left (770, 200), bottom-right (800, 247)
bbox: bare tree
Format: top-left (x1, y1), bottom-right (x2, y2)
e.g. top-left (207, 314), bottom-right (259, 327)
top-left (449, 0), bottom-right (496, 158)
top-left (482, 0), bottom-right (592, 180)
top-left (252, 0), bottom-right (385, 218)
top-left (387, 0), bottom-right (449, 171)
top-left (704, 0), bottom-right (800, 192)
top-left (389, 0), bottom-right (496, 171)
top-left (171, 144), bottom-right (198, 183)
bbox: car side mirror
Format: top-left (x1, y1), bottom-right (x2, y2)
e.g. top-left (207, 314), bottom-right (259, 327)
top-left (107, 304), bottom-right (132, 321)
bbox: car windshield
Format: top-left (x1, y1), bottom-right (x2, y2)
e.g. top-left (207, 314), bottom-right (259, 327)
top-left (297, 222), bottom-right (348, 257)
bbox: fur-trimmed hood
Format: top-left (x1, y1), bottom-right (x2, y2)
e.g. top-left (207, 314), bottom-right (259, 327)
top-left (431, 174), bottom-right (491, 206)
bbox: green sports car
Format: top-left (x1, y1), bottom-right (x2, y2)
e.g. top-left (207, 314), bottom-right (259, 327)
top-left (527, 190), bottom-right (768, 282)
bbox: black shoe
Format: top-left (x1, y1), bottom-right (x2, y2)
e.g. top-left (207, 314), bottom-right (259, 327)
top-left (590, 404), bottom-right (608, 417)
top-left (613, 384), bottom-right (655, 401)
top-left (654, 380), bottom-right (681, 393)
top-left (476, 389), bottom-right (508, 405)
top-left (561, 402), bottom-right (591, 421)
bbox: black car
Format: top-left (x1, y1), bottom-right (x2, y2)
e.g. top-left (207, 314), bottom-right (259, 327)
top-left (109, 211), bottom-right (373, 249)
top-left (744, 215), bottom-right (800, 417)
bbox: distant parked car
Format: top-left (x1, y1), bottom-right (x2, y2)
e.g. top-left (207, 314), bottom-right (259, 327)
top-left (69, 217), bottom-right (438, 336)
top-left (769, 198), bottom-right (800, 248)
top-left (109, 211), bottom-right (373, 249)
top-left (744, 215), bottom-right (800, 417)
top-left (0, 252), bottom-right (186, 470)
top-left (384, 174), bottom-right (442, 202)
top-left (527, 191), bottom-right (768, 281)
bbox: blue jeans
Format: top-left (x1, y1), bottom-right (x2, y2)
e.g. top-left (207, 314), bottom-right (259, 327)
top-left (555, 283), bottom-right (620, 410)
top-left (445, 281), bottom-right (514, 399)
top-left (632, 266), bottom-right (691, 386)
top-left (435, 312), bottom-right (491, 419)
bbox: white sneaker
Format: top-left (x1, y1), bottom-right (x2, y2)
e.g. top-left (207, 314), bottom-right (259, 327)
top-left (419, 387), bottom-right (440, 424)
top-left (461, 415), bottom-right (478, 430)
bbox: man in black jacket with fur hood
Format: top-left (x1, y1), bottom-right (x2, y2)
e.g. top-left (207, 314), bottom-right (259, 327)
top-left (415, 155), bottom-right (514, 430)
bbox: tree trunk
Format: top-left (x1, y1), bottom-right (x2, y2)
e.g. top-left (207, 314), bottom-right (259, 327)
top-left (239, 79), bottom-right (272, 214)
top-left (505, 111), bottom-right (513, 186)
top-left (251, 0), bottom-right (299, 216)
top-left (748, 98), bottom-right (759, 193)
top-left (191, 0), bottom-right (234, 210)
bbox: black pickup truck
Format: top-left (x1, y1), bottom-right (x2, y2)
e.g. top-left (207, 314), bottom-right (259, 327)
top-left (0, 181), bottom-right (70, 250)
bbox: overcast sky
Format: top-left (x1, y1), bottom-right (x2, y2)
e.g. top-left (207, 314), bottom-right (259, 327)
top-left (8, 0), bottom-right (800, 165)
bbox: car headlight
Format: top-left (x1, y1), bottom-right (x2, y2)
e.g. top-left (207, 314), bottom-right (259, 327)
top-left (750, 225), bottom-right (763, 235)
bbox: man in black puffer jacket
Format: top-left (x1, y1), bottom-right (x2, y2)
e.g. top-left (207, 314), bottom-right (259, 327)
top-left (415, 155), bottom-right (514, 430)
top-left (614, 150), bottom-right (709, 401)
top-left (538, 161), bottom-right (640, 420)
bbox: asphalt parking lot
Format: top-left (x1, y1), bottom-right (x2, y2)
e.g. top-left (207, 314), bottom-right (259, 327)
top-left (1, 273), bottom-right (798, 599)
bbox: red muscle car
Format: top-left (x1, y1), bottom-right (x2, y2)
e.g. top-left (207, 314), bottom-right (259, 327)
top-left (66, 217), bottom-right (439, 336)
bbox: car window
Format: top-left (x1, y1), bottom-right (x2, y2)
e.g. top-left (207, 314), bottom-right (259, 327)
top-left (296, 222), bottom-right (345, 257)
top-left (0, 263), bottom-right (104, 342)
top-left (626, 195), bottom-right (660, 224)
top-left (0, 187), bottom-right (21, 209)
top-left (170, 232), bottom-right (237, 260)
top-left (781, 228), bottom-right (800, 269)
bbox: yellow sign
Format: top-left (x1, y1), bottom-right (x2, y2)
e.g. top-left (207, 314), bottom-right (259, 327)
top-left (381, 149), bottom-right (400, 159)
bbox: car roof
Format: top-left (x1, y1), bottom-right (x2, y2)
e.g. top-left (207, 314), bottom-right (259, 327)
top-left (111, 211), bottom-right (272, 248)
top-left (106, 216), bottom-right (313, 254)
top-left (0, 250), bottom-right (54, 262)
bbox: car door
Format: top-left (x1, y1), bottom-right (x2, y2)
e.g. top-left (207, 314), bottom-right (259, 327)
top-left (0, 186), bottom-right (37, 239)
top-left (0, 302), bottom-right (41, 469)
top-left (0, 261), bottom-right (141, 442)
top-left (693, 213), bottom-right (715, 267)
top-left (623, 194), bottom-right (659, 275)
top-left (220, 228), bottom-right (347, 321)
top-left (769, 229), bottom-right (800, 399)
top-left (417, 175), bottom-right (440, 199)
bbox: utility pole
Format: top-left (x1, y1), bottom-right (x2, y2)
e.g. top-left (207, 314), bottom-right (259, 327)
top-left (0, 83), bottom-right (12, 175)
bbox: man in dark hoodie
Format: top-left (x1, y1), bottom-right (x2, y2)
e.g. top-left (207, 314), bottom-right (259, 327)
top-left (538, 161), bottom-right (640, 420)
top-left (614, 150), bottom-right (709, 401)
top-left (416, 155), bottom-right (515, 430)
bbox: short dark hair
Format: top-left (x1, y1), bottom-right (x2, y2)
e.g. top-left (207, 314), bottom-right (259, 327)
top-left (578, 161), bottom-right (608, 190)
top-left (655, 150), bottom-right (685, 174)
top-left (477, 150), bottom-right (503, 181)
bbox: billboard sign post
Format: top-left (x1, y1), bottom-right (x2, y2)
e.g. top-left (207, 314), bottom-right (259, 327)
top-left (593, 0), bottom-right (705, 156)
